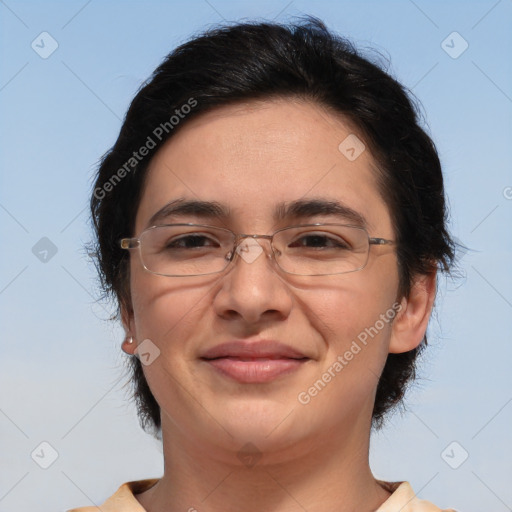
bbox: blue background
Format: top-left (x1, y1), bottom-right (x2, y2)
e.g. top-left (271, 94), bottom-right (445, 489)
top-left (1, 1), bottom-right (511, 510)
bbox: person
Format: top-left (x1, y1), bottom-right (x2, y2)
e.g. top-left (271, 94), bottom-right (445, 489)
top-left (70, 17), bottom-right (458, 512)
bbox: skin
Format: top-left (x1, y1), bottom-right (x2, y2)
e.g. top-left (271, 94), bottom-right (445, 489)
top-left (121, 98), bottom-right (437, 512)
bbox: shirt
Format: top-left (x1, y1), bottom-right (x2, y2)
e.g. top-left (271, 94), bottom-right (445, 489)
top-left (67, 478), bottom-right (457, 512)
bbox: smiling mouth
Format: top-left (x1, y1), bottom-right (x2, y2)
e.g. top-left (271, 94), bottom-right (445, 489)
top-left (201, 356), bottom-right (309, 383)
top-left (206, 355), bottom-right (307, 361)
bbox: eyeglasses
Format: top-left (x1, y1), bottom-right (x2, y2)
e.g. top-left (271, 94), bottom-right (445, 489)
top-left (120, 223), bottom-right (395, 277)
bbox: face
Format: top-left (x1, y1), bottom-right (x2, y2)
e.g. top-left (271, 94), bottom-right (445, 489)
top-left (122, 98), bottom-right (404, 461)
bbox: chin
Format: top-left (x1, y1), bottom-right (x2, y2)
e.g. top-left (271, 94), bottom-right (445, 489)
top-left (212, 399), bottom-right (304, 447)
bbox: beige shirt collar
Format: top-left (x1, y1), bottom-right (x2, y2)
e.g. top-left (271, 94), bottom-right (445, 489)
top-left (67, 478), bottom-right (456, 512)
top-left (375, 480), bottom-right (457, 512)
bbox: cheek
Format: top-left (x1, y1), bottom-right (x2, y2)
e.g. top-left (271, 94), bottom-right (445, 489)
top-left (310, 268), bottom-right (398, 345)
top-left (128, 273), bottom-right (215, 414)
top-left (297, 278), bottom-right (399, 424)
top-left (130, 268), bottom-right (209, 350)
top-left (303, 258), bottom-right (400, 403)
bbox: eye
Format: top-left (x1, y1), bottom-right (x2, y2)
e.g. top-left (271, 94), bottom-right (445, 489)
top-left (165, 233), bottom-right (220, 250)
top-left (288, 232), bottom-right (352, 250)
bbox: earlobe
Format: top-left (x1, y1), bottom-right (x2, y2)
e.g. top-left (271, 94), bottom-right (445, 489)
top-left (121, 302), bottom-right (137, 355)
top-left (121, 335), bottom-right (137, 355)
top-left (389, 271), bottom-right (437, 354)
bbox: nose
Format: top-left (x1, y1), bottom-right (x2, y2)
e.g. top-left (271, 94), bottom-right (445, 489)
top-left (212, 236), bottom-right (293, 324)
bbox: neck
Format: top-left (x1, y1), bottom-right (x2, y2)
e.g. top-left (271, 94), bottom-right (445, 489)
top-left (136, 412), bottom-right (391, 512)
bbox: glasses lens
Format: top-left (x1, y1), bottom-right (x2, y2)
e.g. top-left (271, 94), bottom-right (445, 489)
top-left (273, 224), bottom-right (369, 275)
top-left (139, 225), bottom-right (235, 276)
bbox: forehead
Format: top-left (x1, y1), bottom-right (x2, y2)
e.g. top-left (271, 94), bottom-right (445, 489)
top-left (135, 98), bottom-right (392, 235)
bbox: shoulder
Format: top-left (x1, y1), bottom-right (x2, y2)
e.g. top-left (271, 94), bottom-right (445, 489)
top-left (66, 478), bottom-right (160, 512)
top-left (377, 480), bottom-right (458, 512)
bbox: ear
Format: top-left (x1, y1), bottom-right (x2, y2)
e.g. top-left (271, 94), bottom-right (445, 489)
top-left (121, 300), bottom-right (137, 355)
top-left (389, 270), bottom-right (437, 354)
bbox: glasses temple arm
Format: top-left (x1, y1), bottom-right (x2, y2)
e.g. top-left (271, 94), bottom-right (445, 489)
top-left (120, 238), bottom-right (140, 249)
top-left (369, 237), bottom-right (395, 245)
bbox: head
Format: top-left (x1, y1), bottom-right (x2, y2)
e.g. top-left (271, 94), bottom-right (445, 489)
top-left (89, 17), bottom-right (454, 445)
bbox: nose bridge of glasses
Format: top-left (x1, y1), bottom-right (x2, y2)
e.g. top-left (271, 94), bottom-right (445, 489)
top-left (236, 233), bottom-right (273, 240)
top-left (231, 233), bottom-right (277, 265)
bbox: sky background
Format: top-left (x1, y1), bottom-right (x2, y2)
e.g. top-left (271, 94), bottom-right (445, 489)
top-left (1, 1), bottom-right (511, 511)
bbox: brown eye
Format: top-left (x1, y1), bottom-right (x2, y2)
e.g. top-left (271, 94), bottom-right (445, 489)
top-left (288, 233), bottom-right (351, 250)
top-left (165, 234), bottom-right (219, 250)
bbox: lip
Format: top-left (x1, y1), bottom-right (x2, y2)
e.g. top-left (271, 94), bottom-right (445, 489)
top-left (200, 340), bottom-right (310, 383)
top-left (201, 340), bottom-right (308, 360)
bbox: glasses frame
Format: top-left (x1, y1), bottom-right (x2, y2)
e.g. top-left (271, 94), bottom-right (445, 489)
top-left (120, 222), bottom-right (395, 277)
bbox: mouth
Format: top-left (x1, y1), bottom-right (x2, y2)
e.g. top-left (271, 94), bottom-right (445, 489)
top-left (200, 340), bottom-right (310, 383)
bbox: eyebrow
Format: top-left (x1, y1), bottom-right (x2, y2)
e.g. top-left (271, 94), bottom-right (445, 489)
top-left (146, 197), bottom-right (368, 229)
top-left (147, 198), bottom-right (231, 227)
top-left (275, 198), bottom-right (368, 227)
